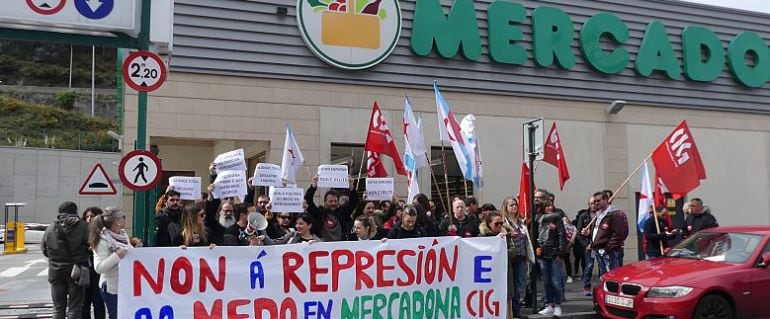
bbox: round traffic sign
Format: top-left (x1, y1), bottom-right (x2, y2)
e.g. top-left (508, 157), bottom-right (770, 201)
top-left (26, 0), bottom-right (66, 15)
top-left (118, 150), bottom-right (163, 192)
top-left (122, 51), bottom-right (167, 92)
top-left (74, 0), bottom-right (114, 20)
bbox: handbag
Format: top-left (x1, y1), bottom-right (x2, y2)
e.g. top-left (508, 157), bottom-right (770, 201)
top-left (70, 264), bottom-right (90, 287)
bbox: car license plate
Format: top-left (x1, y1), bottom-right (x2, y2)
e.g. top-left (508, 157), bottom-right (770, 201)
top-left (606, 295), bottom-right (634, 308)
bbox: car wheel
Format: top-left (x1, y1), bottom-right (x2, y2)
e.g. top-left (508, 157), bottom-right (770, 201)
top-left (693, 294), bottom-right (733, 319)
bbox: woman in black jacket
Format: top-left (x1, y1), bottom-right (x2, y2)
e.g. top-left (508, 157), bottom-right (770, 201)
top-left (535, 201), bottom-right (567, 317)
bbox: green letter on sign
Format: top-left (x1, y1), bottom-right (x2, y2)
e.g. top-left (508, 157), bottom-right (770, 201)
top-left (727, 32), bottom-right (770, 88)
top-left (411, 0), bottom-right (482, 60)
top-left (488, 1), bottom-right (527, 65)
top-left (635, 21), bottom-right (681, 79)
top-left (532, 6), bottom-right (575, 69)
top-left (579, 12), bottom-right (629, 74)
top-left (682, 26), bottom-right (725, 82)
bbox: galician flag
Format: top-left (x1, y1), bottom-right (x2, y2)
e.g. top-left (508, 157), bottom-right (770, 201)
top-left (406, 168), bottom-right (420, 204)
top-left (638, 160), bottom-right (653, 233)
top-left (280, 125), bottom-right (305, 184)
top-left (460, 114), bottom-right (484, 189)
top-left (404, 96), bottom-right (429, 169)
top-left (434, 82), bottom-right (473, 181)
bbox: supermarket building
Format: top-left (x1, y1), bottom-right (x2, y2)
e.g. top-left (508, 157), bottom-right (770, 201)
top-left (122, 0), bottom-right (770, 257)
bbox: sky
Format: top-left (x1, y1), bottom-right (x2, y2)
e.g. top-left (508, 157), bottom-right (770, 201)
top-left (681, 0), bottom-right (770, 14)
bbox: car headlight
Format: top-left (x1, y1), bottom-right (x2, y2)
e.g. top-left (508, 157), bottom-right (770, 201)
top-left (647, 286), bottom-right (694, 298)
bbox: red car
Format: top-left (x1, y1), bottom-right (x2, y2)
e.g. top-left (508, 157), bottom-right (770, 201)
top-left (594, 226), bottom-right (770, 319)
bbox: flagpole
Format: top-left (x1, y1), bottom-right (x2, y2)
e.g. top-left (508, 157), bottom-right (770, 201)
top-left (609, 152), bottom-right (653, 203)
top-left (652, 206), bottom-right (665, 255)
top-left (356, 149), bottom-right (366, 190)
top-left (582, 152), bottom-right (653, 234)
top-left (463, 180), bottom-right (469, 197)
top-left (440, 141), bottom-right (453, 223)
top-left (424, 152), bottom-right (447, 214)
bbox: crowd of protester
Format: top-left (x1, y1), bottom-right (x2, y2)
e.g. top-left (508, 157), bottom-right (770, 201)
top-left (40, 161), bottom-right (719, 319)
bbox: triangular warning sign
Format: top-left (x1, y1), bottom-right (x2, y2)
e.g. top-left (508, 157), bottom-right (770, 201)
top-left (79, 163), bottom-right (117, 195)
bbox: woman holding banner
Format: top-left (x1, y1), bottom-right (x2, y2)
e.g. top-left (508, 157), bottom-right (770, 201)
top-left (347, 216), bottom-right (380, 241)
top-left (90, 207), bottom-right (130, 319)
top-left (268, 213), bottom-right (322, 244)
top-left (177, 203), bottom-right (216, 249)
top-left (479, 211), bottom-right (516, 319)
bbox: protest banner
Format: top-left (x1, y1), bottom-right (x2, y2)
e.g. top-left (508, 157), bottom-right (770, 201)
top-left (366, 177), bottom-right (394, 201)
top-left (317, 164), bottom-right (349, 188)
top-left (214, 148), bottom-right (246, 174)
top-left (212, 170), bottom-right (247, 200)
top-left (253, 163), bottom-right (282, 187)
top-left (119, 237), bottom-right (507, 318)
top-left (168, 176), bottom-right (201, 201)
top-left (268, 187), bottom-right (304, 213)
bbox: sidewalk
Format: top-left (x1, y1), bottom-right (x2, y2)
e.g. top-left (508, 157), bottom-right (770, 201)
top-left (521, 275), bottom-right (600, 319)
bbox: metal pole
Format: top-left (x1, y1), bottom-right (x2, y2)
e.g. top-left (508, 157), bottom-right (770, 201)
top-left (527, 122), bottom-right (539, 312)
top-left (132, 0), bottom-right (151, 240)
top-left (68, 45), bottom-right (73, 88)
top-left (91, 45), bottom-right (95, 117)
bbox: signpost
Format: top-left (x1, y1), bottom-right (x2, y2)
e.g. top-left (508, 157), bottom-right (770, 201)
top-left (26, 0), bottom-right (66, 15)
top-left (74, 0), bottom-right (116, 20)
top-left (122, 50), bottom-right (167, 92)
top-left (79, 163), bottom-right (118, 195)
top-left (6, 0), bottom-right (140, 35)
top-left (523, 117), bottom-right (543, 311)
top-left (118, 150), bottom-right (162, 192)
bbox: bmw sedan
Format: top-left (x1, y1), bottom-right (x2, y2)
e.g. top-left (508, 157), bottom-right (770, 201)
top-left (594, 226), bottom-right (770, 319)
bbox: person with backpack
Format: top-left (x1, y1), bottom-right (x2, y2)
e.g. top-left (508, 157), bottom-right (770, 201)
top-left (42, 201), bottom-right (90, 319)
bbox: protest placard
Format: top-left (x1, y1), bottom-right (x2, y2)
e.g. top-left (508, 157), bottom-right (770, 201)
top-left (213, 148), bottom-right (246, 174)
top-left (317, 164), bottom-right (349, 188)
top-left (212, 170), bottom-right (247, 200)
top-left (252, 163), bottom-right (282, 187)
top-left (365, 177), bottom-right (394, 201)
top-left (268, 187), bottom-right (304, 212)
top-left (119, 237), bottom-right (507, 318)
top-left (168, 176), bottom-right (201, 201)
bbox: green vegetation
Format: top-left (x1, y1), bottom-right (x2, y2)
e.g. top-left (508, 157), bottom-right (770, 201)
top-left (0, 96), bottom-right (118, 152)
top-left (0, 40), bottom-right (116, 88)
top-left (55, 90), bottom-right (77, 110)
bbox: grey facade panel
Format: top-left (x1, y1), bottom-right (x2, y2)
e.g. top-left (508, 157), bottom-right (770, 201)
top-left (170, 0), bottom-right (770, 113)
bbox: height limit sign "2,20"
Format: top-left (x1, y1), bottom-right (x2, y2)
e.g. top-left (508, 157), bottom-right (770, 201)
top-left (122, 50), bottom-right (167, 92)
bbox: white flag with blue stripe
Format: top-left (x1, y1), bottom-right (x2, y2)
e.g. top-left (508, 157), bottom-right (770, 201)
top-left (434, 82), bottom-right (473, 181)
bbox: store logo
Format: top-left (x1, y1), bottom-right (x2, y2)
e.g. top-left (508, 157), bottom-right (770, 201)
top-left (297, 0), bottom-right (401, 70)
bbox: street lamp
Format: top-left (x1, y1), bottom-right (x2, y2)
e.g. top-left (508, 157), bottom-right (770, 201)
top-left (107, 130), bottom-right (123, 151)
top-left (607, 100), bottom-right (627, 115)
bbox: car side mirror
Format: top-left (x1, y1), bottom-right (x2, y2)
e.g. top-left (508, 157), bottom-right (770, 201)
top-left (760, 252), bottom-right (770, 268)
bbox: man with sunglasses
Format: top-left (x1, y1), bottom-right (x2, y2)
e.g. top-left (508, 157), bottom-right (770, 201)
top-left (275, 213), bottom-right (295, 237)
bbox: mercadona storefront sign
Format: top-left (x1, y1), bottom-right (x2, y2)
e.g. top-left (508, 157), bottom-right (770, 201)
top-left (297, 0), bottom-right (770, 88)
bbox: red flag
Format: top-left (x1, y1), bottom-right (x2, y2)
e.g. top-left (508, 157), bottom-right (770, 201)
top-left (543, 122), bottom-right (570, 190)
top-left (651, 120), bottom-right (706, 197)
top-left (365, 102), bottom-right (407, 176)
top-left (518, 162), bottom-right (532, 221)
top-left (366, 151), bottom-right (388, 178)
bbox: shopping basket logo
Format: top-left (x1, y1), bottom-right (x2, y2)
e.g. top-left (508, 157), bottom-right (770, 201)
top-left (297, 0), bottom-right (401, 69)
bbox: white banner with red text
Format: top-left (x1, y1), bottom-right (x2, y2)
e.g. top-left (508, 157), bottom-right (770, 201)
top-left (118, 237), bottom-right (507, 319)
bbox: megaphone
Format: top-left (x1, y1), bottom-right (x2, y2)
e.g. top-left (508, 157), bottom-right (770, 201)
top-left (245, 212), bottom-right (268, 235)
